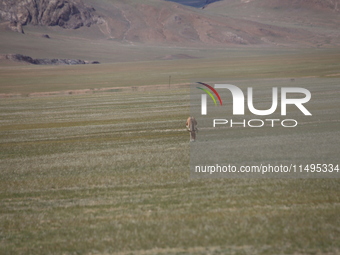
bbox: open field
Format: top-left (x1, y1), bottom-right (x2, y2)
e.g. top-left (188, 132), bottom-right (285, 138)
top-left (190, 77), bottom-right (340, 178)
top-left (0, 49), bottom-right (340, 254)
top-left (1, 48), bottom-right (340, 95)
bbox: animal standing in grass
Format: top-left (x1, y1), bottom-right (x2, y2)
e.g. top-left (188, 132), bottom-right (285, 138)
top-left (186, 117), bottom-right (198, 142)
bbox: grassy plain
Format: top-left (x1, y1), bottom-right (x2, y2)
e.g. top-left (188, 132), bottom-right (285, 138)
top-left (1, 48), bottom-right (340, 94)
top-left (0, 48), bottom-right (340, 254)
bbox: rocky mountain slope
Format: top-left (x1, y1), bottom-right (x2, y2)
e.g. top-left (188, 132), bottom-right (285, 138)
top-left (0, 0), bottom-right (103, 33)
top-left (0, 0), bottom-right (339, 47)
top-left (90, 0), bottom-right (340, 47)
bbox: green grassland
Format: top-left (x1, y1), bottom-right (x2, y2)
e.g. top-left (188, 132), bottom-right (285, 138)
top-left (0, 49), bottom-right (340, 254)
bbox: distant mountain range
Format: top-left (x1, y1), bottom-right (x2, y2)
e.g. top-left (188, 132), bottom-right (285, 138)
top-left (0, 0), bottom-right (339, 47)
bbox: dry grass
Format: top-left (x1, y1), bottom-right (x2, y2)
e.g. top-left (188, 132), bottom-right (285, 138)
top-left (0, 50), bottom-right (340, 254)
top-left (1, 48), bottom-right (340, 95)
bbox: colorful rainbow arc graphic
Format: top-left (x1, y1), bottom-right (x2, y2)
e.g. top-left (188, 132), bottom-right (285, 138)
top-left (196, 82), bottom-right (223, 106)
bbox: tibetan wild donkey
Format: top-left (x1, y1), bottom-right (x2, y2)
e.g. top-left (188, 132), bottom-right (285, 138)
top-left (186, 116), bottom-right (198, 142)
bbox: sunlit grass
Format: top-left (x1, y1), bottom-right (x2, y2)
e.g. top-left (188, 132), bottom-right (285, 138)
top-left (0, 51), bottom-right (339, 254)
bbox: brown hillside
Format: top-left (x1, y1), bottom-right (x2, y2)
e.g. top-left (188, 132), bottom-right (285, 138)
top-left (206, 0), bottom-right (340, 28)
top-left (0, 0), bottom-right (339, 47)
top-left (205, 0), bottom-right (340, 46)
top-left (84, 0), bottom-right (255, 45)
top-left (207, 0), bottom-right (340, 13)
top-left (85, 0), bottom-right (340, 47)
